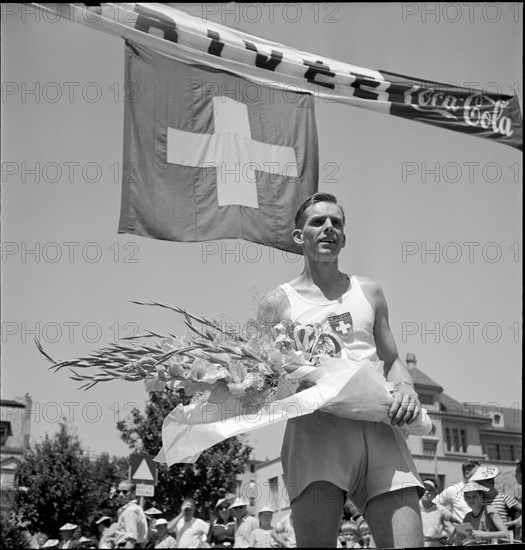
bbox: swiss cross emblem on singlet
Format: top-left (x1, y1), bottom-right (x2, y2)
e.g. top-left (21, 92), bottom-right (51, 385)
top-left (328, 312), bottom-right (354, 341)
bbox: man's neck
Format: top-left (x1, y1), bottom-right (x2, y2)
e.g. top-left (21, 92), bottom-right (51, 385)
top-left (301, 259), bottom-right (346, 290)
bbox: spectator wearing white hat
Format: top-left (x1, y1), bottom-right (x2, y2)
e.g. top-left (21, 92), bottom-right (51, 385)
top-left (454, 481), bottom-right (509, 545)
top-left (153, 519), bottom-right (176, 549)
top-left (58, 523), bottom-right (79, 549)
top-left (77, 536), bottom-right (95, 549)
top-left (434, 459), bottom-right (480, 523)
top-left (42, 539), bottom-right (60, 549)
top-left (419, 480), bottom-right (456, 547)
top-left (96, 516), bottom-right (117, 549)
top-left (470, 465), bottom-right (522, 536)
top-left (228, 498), bottom-right (258, 548)
top-left (144, 507), bottom-right (163, 547)
top-left (207, 498), bottom-right (235, 548)
top-left (248, 505), bottom-right (281, 548)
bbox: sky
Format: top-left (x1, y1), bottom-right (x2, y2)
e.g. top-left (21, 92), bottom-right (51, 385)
top-left (1, 2), bottom-right (522, 462)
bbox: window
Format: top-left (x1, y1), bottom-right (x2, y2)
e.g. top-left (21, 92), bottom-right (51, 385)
top-left (502, 445), bottom-right (514, 461)
top-left (268, 477), bottom-right (279, 509)
top-left (235, 479), bottom-right (242, 495)
top-left (445, 427), bottom-right (467, 452)
top-left (490, 412), bottom-right (504, 427)
top-left (423, 440), bottom-right (437, 456)
top-left (487, 443), bottom-right (499, 460)
top-left (486, 443), bottom-right (516, 462)
top-left (0, 422), bottom-right (12, 446)
top-left (250, 464), bottom-right (255, 473)
top-left (419, 393), bottom-right (434, 405)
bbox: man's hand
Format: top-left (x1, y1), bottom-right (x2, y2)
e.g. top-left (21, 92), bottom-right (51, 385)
top-left (389, 383), bottom-right (420, 427)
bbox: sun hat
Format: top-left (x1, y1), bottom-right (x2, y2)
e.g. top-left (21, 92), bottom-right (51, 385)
top-left (145, 507), bottom-right (163, 515)
top-left (59, 523), bottom-right (78, 531)
top-left (423, 479), bottom-right (437, 491)
top-left (469, 466), bottom-right (499, 481)
top-left (229, 497), bottom-right (249, 508)
top-left (258, 505), bottom-right (275, 514)
top-left (95, 516), bottom-right (112, 524)
top-left (463, 481), bottom-right (490, 493)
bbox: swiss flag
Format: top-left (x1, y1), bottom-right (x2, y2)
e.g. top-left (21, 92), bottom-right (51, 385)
top-left (118, 41), bottom-right (318, 253)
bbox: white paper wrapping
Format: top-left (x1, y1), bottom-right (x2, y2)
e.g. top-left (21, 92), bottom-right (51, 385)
top-left (155, 357), bottom-right (432, 465)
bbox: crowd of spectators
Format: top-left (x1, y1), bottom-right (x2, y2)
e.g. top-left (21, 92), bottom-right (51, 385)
top-left (25, 460), bottom-right (521, 548)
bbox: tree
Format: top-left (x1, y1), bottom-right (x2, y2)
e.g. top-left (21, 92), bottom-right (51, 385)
top-left (0, 510), bottom-right (31, 549)
top-left (117, 390), bottom-right (253, 518)
top-left (14, 422), bottom-right (127, 537)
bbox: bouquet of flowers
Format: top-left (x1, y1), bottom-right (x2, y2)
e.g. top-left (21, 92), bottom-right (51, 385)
top-left (37, 301), bottom-right (432, 465)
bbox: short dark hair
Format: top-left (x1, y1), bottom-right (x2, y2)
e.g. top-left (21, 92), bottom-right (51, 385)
top-left (462, 460), bottom-right (480, 475)
top-left (294, 192), bottom-right (345, 229)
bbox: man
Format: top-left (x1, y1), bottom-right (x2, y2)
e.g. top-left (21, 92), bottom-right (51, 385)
top-left (169, 498), bottom-right (209, 549)
top-left (419, 479), bottom-right (456, 546)
top-left (434, 459), bottom-right (480, 523)
top-left (470, 466), bottom-right (522, 534)
top-left (228, 497), bottom-right (258, 548)
top-left (58, 523), bottom-right (78, 549)
top-left (114, 481), bottom-right (148, 548)
top-left (153, 519), bottom-right (176, 549)
top-left (257, 193), bottom-right (425, 547)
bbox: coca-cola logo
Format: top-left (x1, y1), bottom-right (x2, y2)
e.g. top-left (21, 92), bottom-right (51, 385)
top-left (403, 85), bottom-right (514, 137)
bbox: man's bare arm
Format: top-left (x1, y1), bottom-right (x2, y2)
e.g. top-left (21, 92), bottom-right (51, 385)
top-left (360, 277), bottom-right (421, 427)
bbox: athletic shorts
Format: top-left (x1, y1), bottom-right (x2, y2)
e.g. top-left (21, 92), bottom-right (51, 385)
top-left (281, 412), bottom-right (425, 513)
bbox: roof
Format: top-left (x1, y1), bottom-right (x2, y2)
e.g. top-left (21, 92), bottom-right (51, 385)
top-left (411, 367), bottom-right (444, 392)
top-left (478, 406), bottom-right (522, 433)
top-left (0, 400), bottom-right (26, 408)
top-left (438, 392), bottom-right (489, 422)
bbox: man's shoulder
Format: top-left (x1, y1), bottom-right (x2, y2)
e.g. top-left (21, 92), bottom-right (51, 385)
top-left (354, 275), bottom-right (382, 295)
top-left (195, 517), bottom-right (209, 529)
top-left (256, 285), bottom-right (290, 324)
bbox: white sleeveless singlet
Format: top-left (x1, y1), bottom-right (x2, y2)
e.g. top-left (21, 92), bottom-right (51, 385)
top-left (279, 275), bottom-right (424, 508)
top-left (279, 275), bottom-right (379, 364)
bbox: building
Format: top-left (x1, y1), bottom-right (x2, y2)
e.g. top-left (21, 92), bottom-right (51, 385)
top-left (239, 354), bottom-right (521, 523)
top-left (1, 394), bottom-right (32, 511)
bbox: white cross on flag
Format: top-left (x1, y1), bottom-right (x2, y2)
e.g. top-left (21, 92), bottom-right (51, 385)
top-left (118, 42), bottom-right (318, 253)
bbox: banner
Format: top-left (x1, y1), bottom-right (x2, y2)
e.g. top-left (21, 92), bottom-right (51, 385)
top-left (32, 3), bottom-right (522, 150)
top-left (119, 42), bottom-right (318, 253)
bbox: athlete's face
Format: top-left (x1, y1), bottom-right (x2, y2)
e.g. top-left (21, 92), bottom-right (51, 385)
top-left (294, 201), bottom-right (346, 261)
